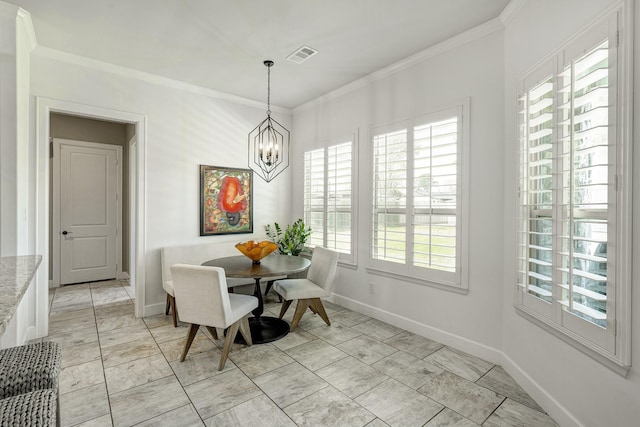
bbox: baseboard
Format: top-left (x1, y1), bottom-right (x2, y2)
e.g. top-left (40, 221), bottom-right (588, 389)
top-left (329, 292), bottom-right (582, 427)
top-left (22, 326), bottom-right (38, 345)
top-left (329, 293), bottom-right (503, 365)
top-left (142, 302), bottom-right (166, 318)
top-left (499, 353), bottom-right (584, 427)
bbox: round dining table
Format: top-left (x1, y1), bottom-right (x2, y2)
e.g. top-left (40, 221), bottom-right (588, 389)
top-left (202, 254), bottom-right (311, 344)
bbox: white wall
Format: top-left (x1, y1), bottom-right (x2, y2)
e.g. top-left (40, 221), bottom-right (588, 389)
top-left (292, 26), bottom-right (506, 356)
top-left (0, 3), bottom-right (19, 256)
top-left (29, 51), bottom-right (293, 314)
top-left (0, 4), bottom-right (33, 257)
top-left (502, 1), bottom-right (640, 426)
top-left (292, 1), bottom-right (640, 425)
top-left (0, 3), bottom-right (42, 346)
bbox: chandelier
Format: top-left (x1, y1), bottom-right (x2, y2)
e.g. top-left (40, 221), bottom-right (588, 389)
top-left (248, 60), bottom-right (290, 183)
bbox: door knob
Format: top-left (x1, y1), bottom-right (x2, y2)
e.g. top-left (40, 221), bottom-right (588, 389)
top-left (62, 230), bottom-right (70, 235)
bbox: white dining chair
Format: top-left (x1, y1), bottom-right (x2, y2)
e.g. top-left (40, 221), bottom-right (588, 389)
top-left (170, 264), bottom-right (258, 370)
top-left (273, 247), bottom-right (339, 331)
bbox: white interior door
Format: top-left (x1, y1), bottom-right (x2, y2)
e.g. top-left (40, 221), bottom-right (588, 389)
top-left (57, 139), bottom-right (120, 285)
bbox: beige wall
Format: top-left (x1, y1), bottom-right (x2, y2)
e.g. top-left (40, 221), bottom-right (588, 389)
top-left (49, 113), bottom-right (130, 280)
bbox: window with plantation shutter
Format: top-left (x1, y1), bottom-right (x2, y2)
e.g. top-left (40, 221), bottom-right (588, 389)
top-left (370, 104), bottom-right (468, 290)
top-left (413, 117), bottom-right (459, 274)
top-left (371, 127), bottom-right (408, 265)
top-left (303, 139), bottom-right (355, 263)
top-left (327, 143), bottom-right (353, 256)
top-left (516, 12), bottom-right (631, 372)
top-left (304, 148), bottom-right (325, 248)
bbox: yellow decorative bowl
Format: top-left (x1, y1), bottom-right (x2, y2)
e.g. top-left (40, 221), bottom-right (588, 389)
top-left (235, 240), bottom-right (278, 264)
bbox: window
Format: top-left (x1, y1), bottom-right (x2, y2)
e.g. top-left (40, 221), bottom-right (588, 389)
top-left (303, 139), bottom-right (355, 264)
top-left (516, 12), bottom-right (631, 371)
top-left (370, 105), bottom-right (468, 290)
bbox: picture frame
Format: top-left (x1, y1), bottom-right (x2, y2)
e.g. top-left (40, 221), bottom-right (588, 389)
top-left (200, 165), bottom-right (253, 236)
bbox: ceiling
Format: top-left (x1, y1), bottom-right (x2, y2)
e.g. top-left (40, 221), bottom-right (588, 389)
top-left (7, 0), bottom-right (510, 109)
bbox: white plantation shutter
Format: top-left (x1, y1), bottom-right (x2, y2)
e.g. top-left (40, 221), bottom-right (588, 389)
top-left (370, 105), bottom-right (466, 288)
top-left (413, 116), bottom-right (459, 275)
top-left (304, 149), bottom-right (325, 248)
top-left (303, 139), bottom-right (355, 263)
top-left (371, 128), bottom-right (408, 264)
top-left (517, 71), bottom-right (555, 311)
top-left (327, 143), bottom-right (353, 255)
top-left (516, 12), bottom-right (631, 368)
top-left (556, 39), bottom-right (611, 343)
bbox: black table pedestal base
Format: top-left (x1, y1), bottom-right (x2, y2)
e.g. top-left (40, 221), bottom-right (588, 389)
top-left (235, 316), bottom-right (290, 344)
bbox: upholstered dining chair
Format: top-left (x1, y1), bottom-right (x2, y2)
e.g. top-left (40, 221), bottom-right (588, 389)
top-left (273, 247), bottom-right (339, 331)
top-left (160, 248), bottom-right (179, 327)
top-left (170, 264), bottom-right (258, 370)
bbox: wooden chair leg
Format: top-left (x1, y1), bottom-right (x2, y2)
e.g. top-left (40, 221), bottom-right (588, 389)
top-left (180, 324), bottom-right (200, 362)
top-left (291, 299), bottom-right (311, 331)
top-left (264, 280), bottom-right (275, 296)
top-left (205, 326), bottom-right (219, 340)
top-left (238, 316), bottom-right (253, 346)
top-left (219, 321), bottom-right (240, 370)
top-left (165, 294), bottom-right (171, 315)
top-left (310, 298), bottom-right (331, 326)
top-left (170, 295), bottom-right (178, 327)
top-left (279, 299), bottom-right (293, 319)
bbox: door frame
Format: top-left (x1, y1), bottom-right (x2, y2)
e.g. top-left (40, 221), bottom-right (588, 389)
top-left (36, 97), bottom-right (147, 322)
top-left (52, 139), bottom-right (123, 286)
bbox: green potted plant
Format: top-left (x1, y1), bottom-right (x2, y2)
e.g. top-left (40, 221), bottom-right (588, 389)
top-left (265, 218), bottom-right (312, 256)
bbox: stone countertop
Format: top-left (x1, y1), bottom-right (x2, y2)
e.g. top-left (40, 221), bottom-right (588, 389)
top-left (0, 255), bottom-right (42, 336)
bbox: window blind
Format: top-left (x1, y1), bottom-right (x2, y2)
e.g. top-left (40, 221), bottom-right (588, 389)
top-left (327, 142), bottom-right (352, 254)
top-left (517, 74), bottom-right (555, 302)
top-left (413, 117), bottom-right (458, 273)
top-left (556, 40), bottom-right (610, 328)
top-left (516, 19), bottom-right (626, 357)
top-left (303, 149), bottom-right (325, 248)
top-left (371, 129), bottom-right (408, 264)
top-left (370, 105), bottom-right (465, 288)
top-left (303, 140), bottom-right (354, 261)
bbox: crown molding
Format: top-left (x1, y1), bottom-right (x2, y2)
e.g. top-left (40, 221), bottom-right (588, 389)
top-left (499, 0), bottom-right (528, 25)
top-left (0, 1), bottom-right (17, 17)
top-left (33, 46), bottom-right (291, 115)
top-left (16, 8), bottom-right (37, 51)
top-left (293, 17), bottom-right (504, 113)
top-left (0, 3), bottom-right (37, 51)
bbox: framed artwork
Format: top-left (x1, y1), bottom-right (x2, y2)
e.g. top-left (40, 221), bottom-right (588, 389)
top-left (200, 165), bottom-right (253, 236)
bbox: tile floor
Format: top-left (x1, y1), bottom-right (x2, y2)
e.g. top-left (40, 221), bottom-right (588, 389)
top-left (39, 279), bottom-right (558, 427)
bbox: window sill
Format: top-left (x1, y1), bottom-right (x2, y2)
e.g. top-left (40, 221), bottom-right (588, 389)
top-left (515, 304), bottom-right (631, 377)
top-left (366, 266), bottom-right (468, 294)
top-left (338, 260), bottom-right (357, 270)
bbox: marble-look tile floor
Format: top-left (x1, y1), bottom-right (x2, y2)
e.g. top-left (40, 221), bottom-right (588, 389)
top-left (39, 279), bottom-right (558, 427)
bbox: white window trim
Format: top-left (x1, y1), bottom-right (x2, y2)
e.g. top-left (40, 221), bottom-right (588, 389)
top-left (367, 99), bottom-right (470, 292)
top-left (303, 130), bottom-right (359, 267)
top-left (514, 3), bottom-right (632, 375)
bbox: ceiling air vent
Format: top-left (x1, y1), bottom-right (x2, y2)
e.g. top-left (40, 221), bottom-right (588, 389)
top-left (286, 45), bottom-right (318, 64)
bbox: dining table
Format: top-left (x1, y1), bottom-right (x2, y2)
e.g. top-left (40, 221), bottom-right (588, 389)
top-left (202, 254), bottom-right (311, 344)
